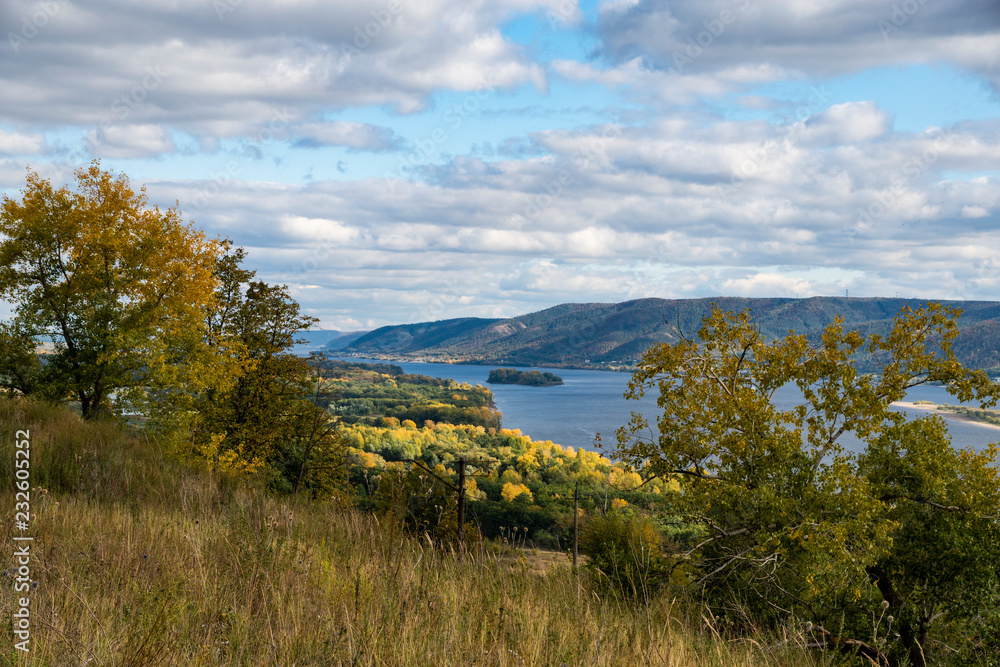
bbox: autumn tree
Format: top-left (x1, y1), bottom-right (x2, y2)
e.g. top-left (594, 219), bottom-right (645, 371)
top-left (616, 303), bottom-right (1000, 667)
top-left (0, 164), bottom-right (219, 419)
top-left (176, 243), bottom-right (344, 484)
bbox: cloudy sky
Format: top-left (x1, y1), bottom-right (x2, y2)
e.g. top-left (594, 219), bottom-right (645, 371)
top-left (2, 0), bottom-right (999, 330)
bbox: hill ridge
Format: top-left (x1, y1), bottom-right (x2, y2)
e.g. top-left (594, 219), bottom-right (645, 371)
top-left (333, 297), bottom-right (1000, 371)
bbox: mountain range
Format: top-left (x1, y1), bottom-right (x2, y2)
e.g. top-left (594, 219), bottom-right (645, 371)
top-left (326, 297), bottom-right (1000, 372)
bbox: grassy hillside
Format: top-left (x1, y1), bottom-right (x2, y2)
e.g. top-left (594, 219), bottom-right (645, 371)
top-left (338, 296), bottom-right (1000, 371)
top-left (0, 396), bottom-right (835, 666)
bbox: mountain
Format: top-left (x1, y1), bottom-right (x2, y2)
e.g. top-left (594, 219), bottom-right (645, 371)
top-left (291, 329), bottom-right (368, 355)
top-left (335, 297), bottom-right (1000, 371)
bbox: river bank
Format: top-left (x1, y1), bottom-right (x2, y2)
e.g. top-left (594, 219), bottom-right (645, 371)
top-left (891, 401), bottom-right (1000, 432)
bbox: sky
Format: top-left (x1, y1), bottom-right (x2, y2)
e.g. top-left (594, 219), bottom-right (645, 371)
top-left (1, 0), bottom-right (999, 331)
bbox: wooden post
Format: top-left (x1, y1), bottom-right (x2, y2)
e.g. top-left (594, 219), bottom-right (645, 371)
top-left (573, 481), bottom-right (579, 571)
top-left (457, 457), bottom-right (466, 548)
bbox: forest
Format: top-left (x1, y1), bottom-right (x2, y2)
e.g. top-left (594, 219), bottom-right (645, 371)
top-left (306, 359), bottom-right (675, 547)
top-left (486, 368), bottom-right (564, 386)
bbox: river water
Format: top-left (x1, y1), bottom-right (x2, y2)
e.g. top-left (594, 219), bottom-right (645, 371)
top-left (330, 358), bottom-right (999, 455)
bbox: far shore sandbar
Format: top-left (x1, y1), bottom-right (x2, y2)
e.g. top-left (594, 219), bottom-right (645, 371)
top-left (891, 401), bottom-right (1000, 432)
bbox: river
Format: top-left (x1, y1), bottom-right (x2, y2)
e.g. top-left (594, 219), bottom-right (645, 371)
top-left (329, 358), bottom-right (1000, 455)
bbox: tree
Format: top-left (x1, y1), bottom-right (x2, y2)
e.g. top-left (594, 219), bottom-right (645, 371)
top-left (0, 164), bottom-right (219, 419)
top-left (274, 380), bottom-right (348, 498)
top-left (0, 320), bottom-right (44, 396)
top-left (616, 303), bottom-right (1000, 666)
top-left (180, 243), bottom-right (327, 478)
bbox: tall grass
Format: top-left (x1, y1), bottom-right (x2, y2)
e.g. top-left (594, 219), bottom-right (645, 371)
top-left (0, 397), bottom-right (838, 666)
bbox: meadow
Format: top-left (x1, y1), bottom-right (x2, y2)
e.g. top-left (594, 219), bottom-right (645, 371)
top-left (0, 396), bottom-right (833, 666)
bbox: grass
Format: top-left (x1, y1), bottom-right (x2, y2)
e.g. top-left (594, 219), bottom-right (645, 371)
top-left (0, 396), bottom-right (839, 666)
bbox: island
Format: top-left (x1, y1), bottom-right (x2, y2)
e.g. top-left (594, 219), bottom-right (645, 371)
top-left (487, 368), bottom-right (564, 386)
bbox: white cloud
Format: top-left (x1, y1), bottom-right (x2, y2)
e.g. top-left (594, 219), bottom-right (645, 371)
top-left (595, 0), bottom-right (1000, 88)
top-left (293, 122), bottom-right (404, 151)
top-left (720, 272), bottom-right (814, 297)
top-left (0, 129), bottom-right (45, 155)
top-left (797, 101), bottom-right (892, 145)
top-left (114, 111), bottom-right (1000, 325)
top-left (0, 0), bottom-right (555, 140)
top-left (84, 124), bottom-right (175, 158)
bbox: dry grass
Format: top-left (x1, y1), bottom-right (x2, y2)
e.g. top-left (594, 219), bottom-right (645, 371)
top-left (0, 397), bottom-right (838, 666)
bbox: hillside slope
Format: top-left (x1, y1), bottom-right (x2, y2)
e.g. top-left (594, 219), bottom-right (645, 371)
top-left (336, 297), bottom-right (1000, 371)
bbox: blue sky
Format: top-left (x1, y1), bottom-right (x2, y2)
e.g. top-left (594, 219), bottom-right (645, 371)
top-left (1, 0), bottom-right (999, 329)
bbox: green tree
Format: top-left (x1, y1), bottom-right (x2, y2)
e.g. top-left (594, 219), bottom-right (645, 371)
top-left (0, 164), bottom-right (219, 419)
top-left (0, 320), bottom-right (44, 396)
top-left (616, 303), bottom-right (1000, 666)
top-left (180, 244), bottom-right (324, 477)
top-left (274, 381), bottom-right (348, 498)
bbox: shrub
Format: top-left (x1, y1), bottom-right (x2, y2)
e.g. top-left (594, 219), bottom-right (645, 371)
top-left (581, 509), bottom-right (667, 599)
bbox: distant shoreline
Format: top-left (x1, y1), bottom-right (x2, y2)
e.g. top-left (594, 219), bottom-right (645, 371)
top-left (891, 401), bottom-right (1000, 432)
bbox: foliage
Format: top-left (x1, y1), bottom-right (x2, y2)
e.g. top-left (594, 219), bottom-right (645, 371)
top-left (487, 368), bottom-right (564, 386)
top-left (501, 481), bottom-right (533, 502)
top-left (372, 463), bottom-right (464, 543)
top-left (581, 508), bottom-right (667, 599)
top-left (0, 163), bottom-right (220, 419)
top-left (341, 413), bottom-right (679, 547)
top-left (616, 303), bottom-right (1000, 666)
top-left (312, 357), bottom-right (501, 429)
top-left (0, 320), bottom-right (44, 396)
top-left (178, 246), bottom-right (350, 493)
top-left (0, 396), bottom-right (833, 667)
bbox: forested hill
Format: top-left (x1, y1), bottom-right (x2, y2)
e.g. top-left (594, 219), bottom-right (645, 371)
top-left (333, 297), bottom-right (1000, 371)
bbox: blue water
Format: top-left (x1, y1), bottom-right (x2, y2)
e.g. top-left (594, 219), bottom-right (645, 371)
top-left (331, 358), bottom-right (999, 455)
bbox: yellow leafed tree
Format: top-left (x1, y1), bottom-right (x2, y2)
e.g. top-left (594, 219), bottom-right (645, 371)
top-left (501, 482), bottom-right (532, 502)
top-left (0, 163), bottom-right (220, 419)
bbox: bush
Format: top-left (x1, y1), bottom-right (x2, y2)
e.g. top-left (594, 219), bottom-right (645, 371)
top-left (580, 509), bottom-right (667, 599)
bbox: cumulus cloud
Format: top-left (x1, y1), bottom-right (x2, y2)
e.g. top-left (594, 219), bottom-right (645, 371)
top-left (3, 0), bottom-right (999, 327)
top-left (795, 101), bottom-right (892, 145)
top-left (595, 0), bottom-right (1000, 87)
top-left (0, 0), bottom-right (558, 140)
top-left (0, 129), bottom-right (45, 155)
top-left (84, 124), bottom-right (175, 159)
top-left (293, 122), bottom-right (405, 152)
top-left (122, 110), bottom-right (1000, 325)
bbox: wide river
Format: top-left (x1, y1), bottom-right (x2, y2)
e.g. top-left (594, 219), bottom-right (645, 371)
top-left (332, 358), bottom-right (1000, 455)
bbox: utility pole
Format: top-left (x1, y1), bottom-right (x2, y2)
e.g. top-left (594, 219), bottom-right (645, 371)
top-left (573, 481), bottom-right (579, 571)
top-left (457, 457), bottom-right (466, 548)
